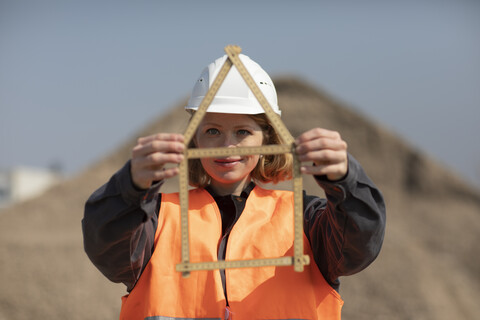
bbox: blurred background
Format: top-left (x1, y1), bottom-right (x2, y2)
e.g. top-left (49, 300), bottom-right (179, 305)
top-left (1, 1), bottom-right (480, 319)
top-left (1, 0), bottom-right (479, 191)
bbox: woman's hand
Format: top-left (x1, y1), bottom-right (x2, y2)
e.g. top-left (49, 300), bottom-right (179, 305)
top-left (130, 133), bottom-right (185, 189)
top-left (295, 128), bottom-right (348, 181)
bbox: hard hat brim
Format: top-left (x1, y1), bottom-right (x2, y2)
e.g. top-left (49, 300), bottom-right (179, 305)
top-left (185, 97), bottom-right (281, 116)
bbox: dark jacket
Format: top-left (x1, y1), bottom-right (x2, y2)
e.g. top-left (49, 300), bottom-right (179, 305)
top-left (82, 154), bottom-right (386, 293)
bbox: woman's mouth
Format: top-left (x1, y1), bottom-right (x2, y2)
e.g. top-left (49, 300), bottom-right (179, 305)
top-left (214, 158), bottom-right (243, 167)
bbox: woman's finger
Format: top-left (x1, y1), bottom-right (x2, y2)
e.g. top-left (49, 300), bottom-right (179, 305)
top-left (297, 149), bottom-right (346, 164)
top-left (301, 162), bottom-right (348, 181)
top-left (296, 137), bottom-right (347, 156)
top-left (133, 152), bottom-right (184, 168)
top-left (132, 140), bottom-right (185, 158)
top-left (295, 128), bottom-right (340, 145)
top-left (137, 133), bottom-right (184, 146)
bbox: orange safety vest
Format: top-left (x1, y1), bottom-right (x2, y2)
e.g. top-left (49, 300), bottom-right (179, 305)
top-left (120, 186), bottom-right (343, 320)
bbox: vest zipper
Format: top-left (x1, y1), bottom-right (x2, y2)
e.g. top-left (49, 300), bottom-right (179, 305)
top-left (213, 196), bottom-right (231, 307)
top-left (218, 229), bottom-right (232, 306)
top-left (211, 187), bottom-right (251, 311)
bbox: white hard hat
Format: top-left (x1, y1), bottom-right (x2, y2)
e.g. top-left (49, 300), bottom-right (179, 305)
top-left (185, 54), bottom-right (281, 116)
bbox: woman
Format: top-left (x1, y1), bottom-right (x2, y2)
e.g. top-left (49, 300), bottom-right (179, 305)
top-left (82, 54), bottom-right (386, 320)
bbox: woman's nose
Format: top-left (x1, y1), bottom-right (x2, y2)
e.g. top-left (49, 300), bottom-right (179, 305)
top-left (223, 134), bottom-right (238, 147)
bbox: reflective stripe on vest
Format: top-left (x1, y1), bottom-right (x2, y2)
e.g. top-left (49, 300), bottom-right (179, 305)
top-left (145, 317), bottom-right (310, 320)
top-left (120, 186), bottom-right (343, 320)
top-left (145, 317), bottom-right (221, 320)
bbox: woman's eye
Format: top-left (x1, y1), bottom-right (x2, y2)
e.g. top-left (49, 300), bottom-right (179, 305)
top-left (206, 128), bottom-right (220, 135)
top-left (237, 129), bottom-right (251, 136)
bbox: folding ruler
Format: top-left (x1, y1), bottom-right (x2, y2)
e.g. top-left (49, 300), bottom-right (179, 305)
top-left (176, 45), bottom-right (310, 277)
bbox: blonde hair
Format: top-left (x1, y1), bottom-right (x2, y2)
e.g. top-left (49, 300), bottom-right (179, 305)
top-left (188, 113), bottom-right (293, 188)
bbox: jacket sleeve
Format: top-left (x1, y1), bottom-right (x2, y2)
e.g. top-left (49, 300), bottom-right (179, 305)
top-left (82, 161), bottom-right (163, 291)
top-left (303, 154), bottom-right (386, 290)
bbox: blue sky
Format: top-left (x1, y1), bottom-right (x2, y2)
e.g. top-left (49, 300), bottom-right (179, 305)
top-left (1, 0), bottom-right (479, 187)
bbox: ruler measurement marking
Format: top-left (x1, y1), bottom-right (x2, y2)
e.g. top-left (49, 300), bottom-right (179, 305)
top-left (187, 145), bottom-right (291, 158)
top-left (224, 45), bottom-right (294, 145)
top-left (178, 45), bottom-right (308, 277)
top-left (183, 58), bottom-right (233, 145)
top-left (176, 256), bottom-right (306, 272)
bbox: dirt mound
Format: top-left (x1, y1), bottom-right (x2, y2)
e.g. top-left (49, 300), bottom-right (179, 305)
top-left (1, 77), bottom-right (479, 320)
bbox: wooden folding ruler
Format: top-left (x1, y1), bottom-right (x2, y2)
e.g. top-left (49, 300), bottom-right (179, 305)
top-left (176, 45), bottom-right (310, 277)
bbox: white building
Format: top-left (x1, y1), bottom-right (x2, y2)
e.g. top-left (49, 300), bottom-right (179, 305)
top-left (0, 167), bottom-right (61, 208)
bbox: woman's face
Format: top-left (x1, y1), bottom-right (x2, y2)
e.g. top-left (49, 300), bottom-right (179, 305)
top-left (194, 113), bottom-right (264, 195)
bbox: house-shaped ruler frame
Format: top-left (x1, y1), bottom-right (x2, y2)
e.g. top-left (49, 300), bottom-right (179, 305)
top-left (176, 45), bottom-right (310, 277)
